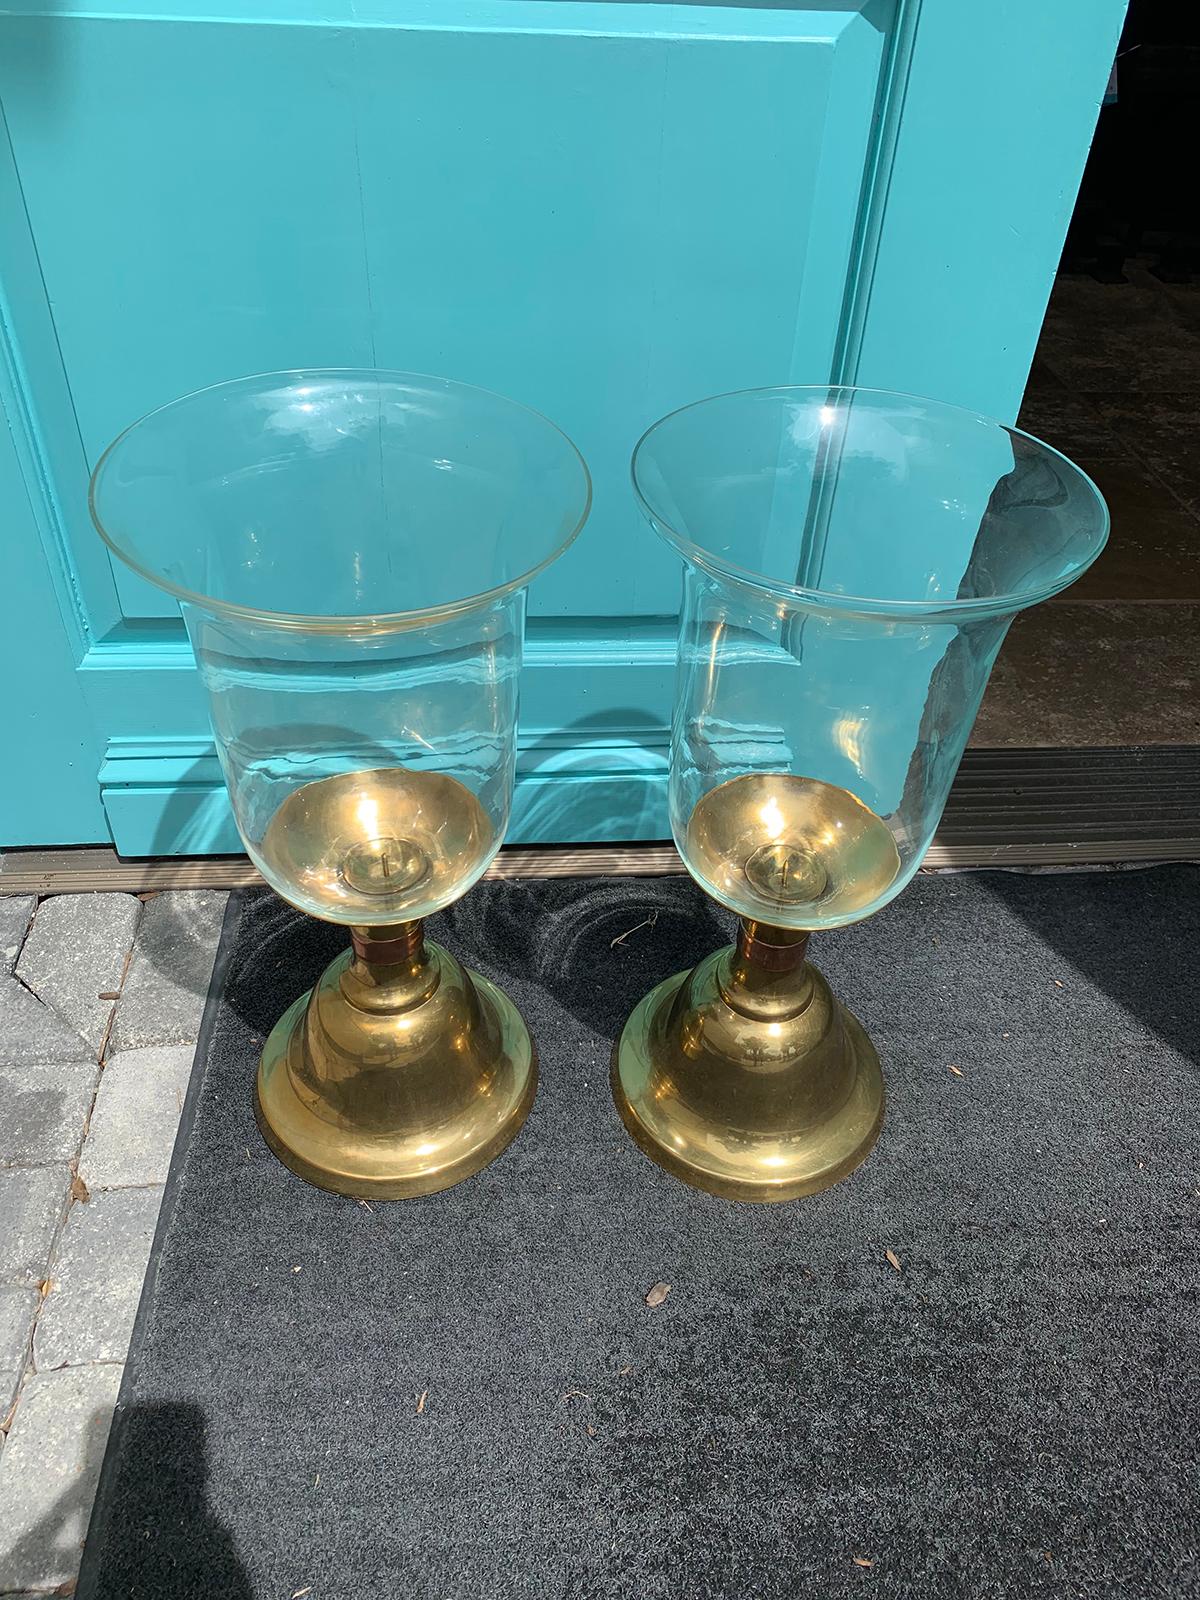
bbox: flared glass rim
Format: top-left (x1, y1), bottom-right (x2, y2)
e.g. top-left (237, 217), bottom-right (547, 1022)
top-left (631, 383), bottom-right (1110, 620)
top-left (89, 367), bottom-right (593, 633)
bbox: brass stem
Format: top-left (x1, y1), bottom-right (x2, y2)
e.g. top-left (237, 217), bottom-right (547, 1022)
top-left (736, 919), bottom-right (811, 974)
top-left (350, 920), bottom-right (426, 968)
top-left (720, 919), bottom-right (813, 1022)
top-left (345, 919), bottom-right (437, 1011)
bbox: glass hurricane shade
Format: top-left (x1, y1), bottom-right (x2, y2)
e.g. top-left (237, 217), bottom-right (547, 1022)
top-left (632, 385), bottom-right (1110, 930)
top-left (90, 370), bottom-right (591, 923)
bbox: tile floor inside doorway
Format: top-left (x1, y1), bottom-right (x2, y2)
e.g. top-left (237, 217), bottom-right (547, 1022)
top-left (981, 263), bottom-right (1200, 748)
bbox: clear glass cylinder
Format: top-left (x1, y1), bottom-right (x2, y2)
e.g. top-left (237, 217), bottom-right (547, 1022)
top-left (176, 596), bottom-right (524, 921)
top-left (91, 370), bottom-right (591, 923)
top-left (633, 386), bottom-right (1109, 930)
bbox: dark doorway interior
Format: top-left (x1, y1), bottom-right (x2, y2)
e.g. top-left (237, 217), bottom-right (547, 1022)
top-left (973, 6), bottom-right (1200, 750)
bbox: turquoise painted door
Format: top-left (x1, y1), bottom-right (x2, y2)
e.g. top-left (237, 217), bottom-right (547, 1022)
top-left (1, 0), bottom-right (1125, 853)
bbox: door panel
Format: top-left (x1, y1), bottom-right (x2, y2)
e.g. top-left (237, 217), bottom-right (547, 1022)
top-left (2, 7), bottom-right (885, 627)
top-left (0, 0), bottom-right (1127, 851)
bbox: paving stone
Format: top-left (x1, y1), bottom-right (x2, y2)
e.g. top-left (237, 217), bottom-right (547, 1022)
top-left (0, 1165), bottom-right (68, 1286)
top-left (110, 891), bottom-right (227, 1052)
top-left (34, 1187), bottom-right (162, 1369)
top-left (78, 1045), bottom-right (193, 1191)
top-left (0, 1058), bottom-right (100, 1166)
top-left (0, 1362), bottom-right (121, 1592)
top-left (0, 896), bottom-right (35, 975)
top-left (0, 976), bottom-right (94, 1067)
top-left (16, 892), bottom-right (141, 1057)
top-left (0, 1286), bottom-right (39, 1417)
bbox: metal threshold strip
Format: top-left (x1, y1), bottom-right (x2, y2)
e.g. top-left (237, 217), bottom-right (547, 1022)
top-left (2, 746), bottom-right (1198, 895)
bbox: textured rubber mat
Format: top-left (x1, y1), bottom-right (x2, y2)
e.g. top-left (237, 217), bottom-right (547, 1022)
top-left (79, 868), bottom-right (1200, 1600)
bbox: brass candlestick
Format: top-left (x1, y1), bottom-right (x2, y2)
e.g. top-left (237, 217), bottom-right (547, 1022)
top-left (616, 917), bottom-right (884, 1202)
top-left (258, 916), bottom-right (535, 1199)
top-left (615, 774), bottom-right (893, 1200)
top-left (252, 767), bottom-right (535, 1197)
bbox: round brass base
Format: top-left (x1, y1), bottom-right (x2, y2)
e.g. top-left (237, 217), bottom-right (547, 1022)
top-left (612, 943), bottom-right (883, 1203)
top-left (256, 932), bottom-right (535, 1199)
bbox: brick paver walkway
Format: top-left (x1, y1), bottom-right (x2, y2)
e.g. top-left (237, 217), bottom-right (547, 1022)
top-left (0, 890), bottom-right (226, 1596)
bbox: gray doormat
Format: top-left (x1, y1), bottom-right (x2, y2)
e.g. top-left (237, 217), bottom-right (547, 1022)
top-left (79, 869), bottom-right (1200, 1600)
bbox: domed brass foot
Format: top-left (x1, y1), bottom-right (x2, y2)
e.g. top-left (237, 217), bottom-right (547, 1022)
top-left (612, 920), bottom-right (882, 1202)
top-left (257, 922), bottom-right (535, 1198)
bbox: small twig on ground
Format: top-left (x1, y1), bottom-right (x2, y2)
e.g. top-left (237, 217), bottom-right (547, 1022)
top-left (610, 910), bottom-right (659, 949)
